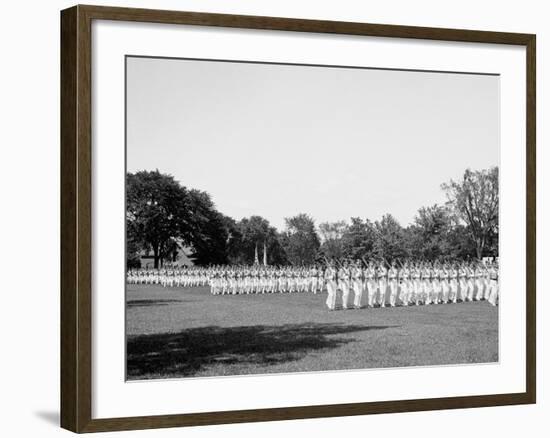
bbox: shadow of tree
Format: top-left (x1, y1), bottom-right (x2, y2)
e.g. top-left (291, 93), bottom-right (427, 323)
top-left (127, 323), bottom-right (396, 379)
top-left (127, 299), bottom-right (189, 308)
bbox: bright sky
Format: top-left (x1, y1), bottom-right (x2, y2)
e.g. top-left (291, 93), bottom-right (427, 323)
top-left (126, 56), bottom-right (499, 231)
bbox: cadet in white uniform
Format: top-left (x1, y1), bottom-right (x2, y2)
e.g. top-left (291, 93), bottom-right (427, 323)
top-left (399, 263), bottom-right (411, 305)
top-left (467, 266), bottom-right (476, 301)
top-left (474, 264), bottom-right (484, 301)
top-left (488, 262), bottom-right (499, 306)
top-left (325, 262), bottom-right (338, 310)
top-left (352, 261), bottom-right (365, 309)
top-left (377, 263), bottom-right (388, 307)
top-left (411, 264), bottom-right (421, 305)
top-left (339, 263), bottom-right (352, 310)
top-left (365, 263), bottom-right (377, 308)
top-left (422, 265), bottom-right (432, 305)
top-left (388, 262), bottom-right (399, 307)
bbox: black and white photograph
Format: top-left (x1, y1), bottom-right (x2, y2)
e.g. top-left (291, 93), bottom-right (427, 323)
top-left (125, 56), bottom-right (500, 381)
top-left (1, 0), bottom-right (543, 435)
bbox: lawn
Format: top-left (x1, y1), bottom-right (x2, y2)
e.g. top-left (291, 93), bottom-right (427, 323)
top-left (126, 284), bottom-right (498, 380)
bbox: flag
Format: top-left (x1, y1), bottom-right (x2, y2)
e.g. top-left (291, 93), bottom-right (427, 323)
top-left (254, 243), bottom-right (259, 265)
top-left (263, 242), bottom-right (267, 266)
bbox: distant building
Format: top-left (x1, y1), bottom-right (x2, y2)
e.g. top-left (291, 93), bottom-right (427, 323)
top-left (138, 245), bottom-right (195, 268)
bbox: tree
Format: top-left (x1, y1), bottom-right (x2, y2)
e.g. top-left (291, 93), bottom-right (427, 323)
top-left (162, 237), bottom-right (182, 263)
top-left (442, 167), bottom-right (499, 259)
top-left (341, 217), bottom-right (377, 260)
top-left (373, 214), bottom-right (409, 262)
top-left (408, 204), bottom-right (452, 260)
top-left (282, 213), bottom-right (320, 265)
top-left (126, 236), bottom-right (143, 269)
top-left (126, 170), bottom-right (228, 268)
top-left (318, 221), bottom-right (348, 259)
top-left (186, 189), bottom-right (231, 265)
top-left (444, 224), bottom-right (478, 260)
top-left (222, 215), bottom-right (244, 264)
top-left (126, 170), bottom-right (194, 268)
top-left (227, 216), bottom-right (288, 265)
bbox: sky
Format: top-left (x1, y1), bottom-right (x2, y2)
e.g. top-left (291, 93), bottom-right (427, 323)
top-left (126, 56), bottom-right (499, 231)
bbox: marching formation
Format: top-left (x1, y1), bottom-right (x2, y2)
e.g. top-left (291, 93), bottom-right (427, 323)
top-left (321, 259), bottom-right (499, 310)
top-left (127, 259), bottom-right (499, 310)
top-left (127, 267), bottom-right (210, 288)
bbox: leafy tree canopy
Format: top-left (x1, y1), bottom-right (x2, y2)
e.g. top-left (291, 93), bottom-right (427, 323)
top-left (442, 167), bottom-right (499, 258)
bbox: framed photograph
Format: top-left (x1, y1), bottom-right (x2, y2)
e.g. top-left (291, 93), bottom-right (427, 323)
top-left (60, 4), bottom-right (536, 433)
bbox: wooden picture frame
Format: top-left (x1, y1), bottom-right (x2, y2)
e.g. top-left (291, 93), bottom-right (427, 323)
top-left (61, 4), bottom-right (536, 433)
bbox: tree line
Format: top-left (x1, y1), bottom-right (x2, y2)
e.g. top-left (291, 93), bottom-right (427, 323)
top-left (126, 167), bottom-right (498, 268)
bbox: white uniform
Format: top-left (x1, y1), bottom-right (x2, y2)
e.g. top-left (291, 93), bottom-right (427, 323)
top-left (488, 266), bottom-right (499, 306)
top-left (423, 269), bottom-right (432, 305)
top-left (388, 267), bottom-right (399, 307)
top-left (440, 269), bottom-right (450, 302)
top-left (399, 268), bottom-right (410, 305)
top-left (365, 268), bottom-right (377, 308)
top-left (377, 267), bottom-right (388, 307)
top-left (352, 266), bottom-right (365, 308)
top-left (339, 267), bottom-right (352, 310)
top-left (325, 267), bottom-right (338, 310)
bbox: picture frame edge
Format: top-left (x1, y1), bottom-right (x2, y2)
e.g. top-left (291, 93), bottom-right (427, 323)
top-left (60, 4), bottom-right (80, 433)
top-left (525, 32), bottom-right (536, 406)
top-left (60, 4), bottom-right (537, 433)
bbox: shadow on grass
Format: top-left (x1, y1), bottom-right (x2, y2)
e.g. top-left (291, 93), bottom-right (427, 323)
top-left (127, 322), bottom-right (396, 379)
top-left (127, 299), bottom-right (187, 308)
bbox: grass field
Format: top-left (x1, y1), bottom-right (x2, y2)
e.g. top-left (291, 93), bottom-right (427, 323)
top-left (126, 284), bottom-right (498, 380)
